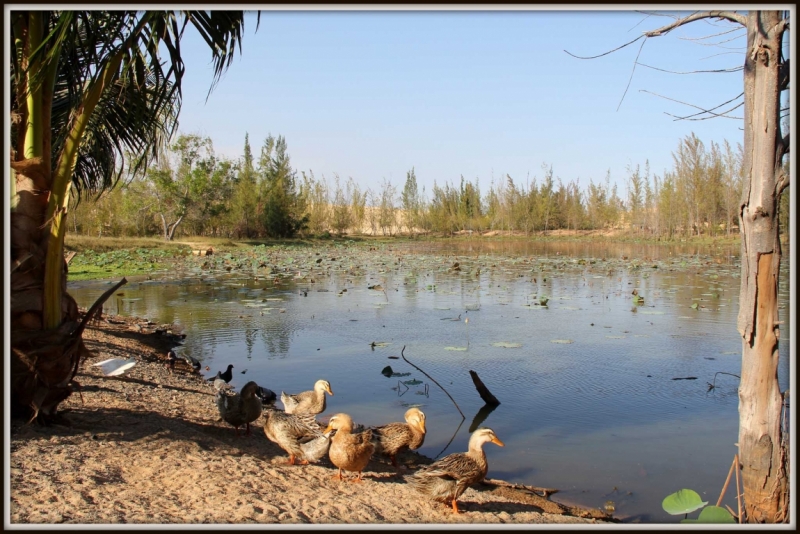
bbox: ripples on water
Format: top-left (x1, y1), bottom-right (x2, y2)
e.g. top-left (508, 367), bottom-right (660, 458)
top-left (68, 240), bottom-right (791, 523)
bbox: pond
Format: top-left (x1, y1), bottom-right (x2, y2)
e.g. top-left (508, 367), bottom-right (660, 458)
top-left (67, 238), bottom-right (791, 523)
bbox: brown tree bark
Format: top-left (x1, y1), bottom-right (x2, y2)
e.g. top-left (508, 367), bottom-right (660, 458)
top-left (735, 11), bottom-right (789, 523)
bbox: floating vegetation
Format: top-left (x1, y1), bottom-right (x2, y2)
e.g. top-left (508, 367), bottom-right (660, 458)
top-left (492, 342), bottom-right (522, 348)
top-left (444, 346), bottom-right (468, 351)
top-left (550, 339), bottom-right (574, 344)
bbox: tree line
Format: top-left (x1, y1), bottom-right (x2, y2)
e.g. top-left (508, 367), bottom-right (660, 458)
top-left (71, 131), bottom-right (790, 241)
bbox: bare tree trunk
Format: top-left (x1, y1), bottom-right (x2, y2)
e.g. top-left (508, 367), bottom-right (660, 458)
top-left (736, 11), bottom-right (789, 523)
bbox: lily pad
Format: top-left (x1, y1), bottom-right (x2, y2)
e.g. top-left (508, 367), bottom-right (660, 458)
top-left (492, 342), bottom-right (522, 348)
top-left (681, 505), bottom-right (735, 524)
top-left (662, 489), bottom-right (707, 515)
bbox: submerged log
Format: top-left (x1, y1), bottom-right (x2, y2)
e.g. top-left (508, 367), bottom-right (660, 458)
top-left (469, 370), bottom-right (500, 406)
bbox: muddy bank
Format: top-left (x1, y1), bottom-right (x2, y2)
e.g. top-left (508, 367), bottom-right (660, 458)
top-left (9, 312), bottom-right (612, 525)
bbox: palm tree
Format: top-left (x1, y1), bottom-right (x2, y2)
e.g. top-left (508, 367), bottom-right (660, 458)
top-left (9, 10), bottom-right (257, 422)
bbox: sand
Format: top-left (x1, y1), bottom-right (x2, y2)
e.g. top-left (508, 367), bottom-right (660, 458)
top-left (8, 312), bottom-right (611, 525)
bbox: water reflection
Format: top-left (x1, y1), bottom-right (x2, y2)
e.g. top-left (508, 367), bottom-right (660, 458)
top-left (67, 239), bottom-right (790, 523)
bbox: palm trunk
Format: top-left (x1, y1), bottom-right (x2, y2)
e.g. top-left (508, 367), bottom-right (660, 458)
top-left (736, 10), bottom-right (788, 523)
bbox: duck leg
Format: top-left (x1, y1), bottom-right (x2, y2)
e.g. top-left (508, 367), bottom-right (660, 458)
top-left (451, 498), bottom-right (460, 514)
top-left (350, 471), bottom-right (364, 483)
top-left (332, 468), bottom-right (344, 481)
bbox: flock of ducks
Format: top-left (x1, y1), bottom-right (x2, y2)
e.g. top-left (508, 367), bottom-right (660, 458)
top-left (209, 369), bottom-right (504, 514)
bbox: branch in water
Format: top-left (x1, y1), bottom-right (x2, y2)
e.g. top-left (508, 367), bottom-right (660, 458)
top-left (401, 345), bottom-right (465, 420)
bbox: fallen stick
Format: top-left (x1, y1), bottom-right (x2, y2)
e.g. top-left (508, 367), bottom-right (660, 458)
top-left (716, 455), bottom-right (737, 506)
top-left (401, 345), bottom-right (465, 420)
top-left (483, 478), bottom-right (560, 498)
top-left (469, 370), bottom-right (500, 405)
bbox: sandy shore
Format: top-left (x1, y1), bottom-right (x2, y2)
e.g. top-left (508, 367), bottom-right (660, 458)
top-left (8, 312), bottom-right (612, 525)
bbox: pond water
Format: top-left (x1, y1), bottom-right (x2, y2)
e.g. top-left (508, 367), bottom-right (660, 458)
top-left (67, 239), bottom-right (791, 523)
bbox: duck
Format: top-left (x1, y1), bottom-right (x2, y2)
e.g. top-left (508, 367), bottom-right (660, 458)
top-left (207, 364), bottom-right (234, 383)
top-left (281, 379), bottom-right (333, 415)
top-left (181, 354), bottom-right (201, 373)
top-left (324, 413), bottom-right (375, 482)
top-left (263, 409), bottom-right (330, 465)
top-left (371, 407), bottom-right (426, 469)
top-left (216, 381), bottom-right (262, 436)
top-left (405, 427), bottom-right (504, 514)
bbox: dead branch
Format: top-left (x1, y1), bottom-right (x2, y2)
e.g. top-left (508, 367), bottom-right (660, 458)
top-left (717, 455), bottom-right (738, 506)
top-left (677, 25), bottom-right (744, 41)
top-left (564, 35), bottom-right (645, 60)
top-left (636, 61), bottom-right (743, 75)
top-left (401, 345), bottom-right (465, 420)
top-left (617, 39), bottom-right (648, 111)
top-left (469, 370), bottom-right (500, 406)
top-left (644, 11), bottom-right (747, 37)
top-left (566, 11), bottom-right (747, 112)
top-left (666, 102), bottom-right (743, 121)
top-left (483, 478), bottom-right (560, 498)
top-left (640, 89), bottom-right (744, 120)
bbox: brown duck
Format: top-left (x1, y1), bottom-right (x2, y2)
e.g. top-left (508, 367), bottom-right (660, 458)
top-left (281, 379), bottom-right (333, 415)
top-left (405, 427), bottom-right (504, 513)
top-left (371, 407), bottom-right (426, 469)
top-left (324, 413), bottom-right (375, 482)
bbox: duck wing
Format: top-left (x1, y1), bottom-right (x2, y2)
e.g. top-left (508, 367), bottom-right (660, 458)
top-left (414, 452), bottom-right (484, 484)
top-left (372, 422), bottom-right (410, 454)
top-left (299, 431), bottom-right (332, 463)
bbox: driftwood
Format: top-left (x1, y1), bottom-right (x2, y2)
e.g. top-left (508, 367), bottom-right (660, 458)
top-left (479, 479), bottom-right (615, 521)
top-left (469, 370), bottom-right (500, 405)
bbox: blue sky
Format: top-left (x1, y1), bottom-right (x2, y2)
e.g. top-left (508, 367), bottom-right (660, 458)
top-left (176, 9), bottom-right (759, 196)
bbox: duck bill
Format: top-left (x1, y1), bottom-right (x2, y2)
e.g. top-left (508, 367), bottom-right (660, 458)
top-left (327, 388), bottom-right (334, 396)
top-left (323, 424), bottom-right (334, 434)
top-left (491, 437), bottom-right (505, 447)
